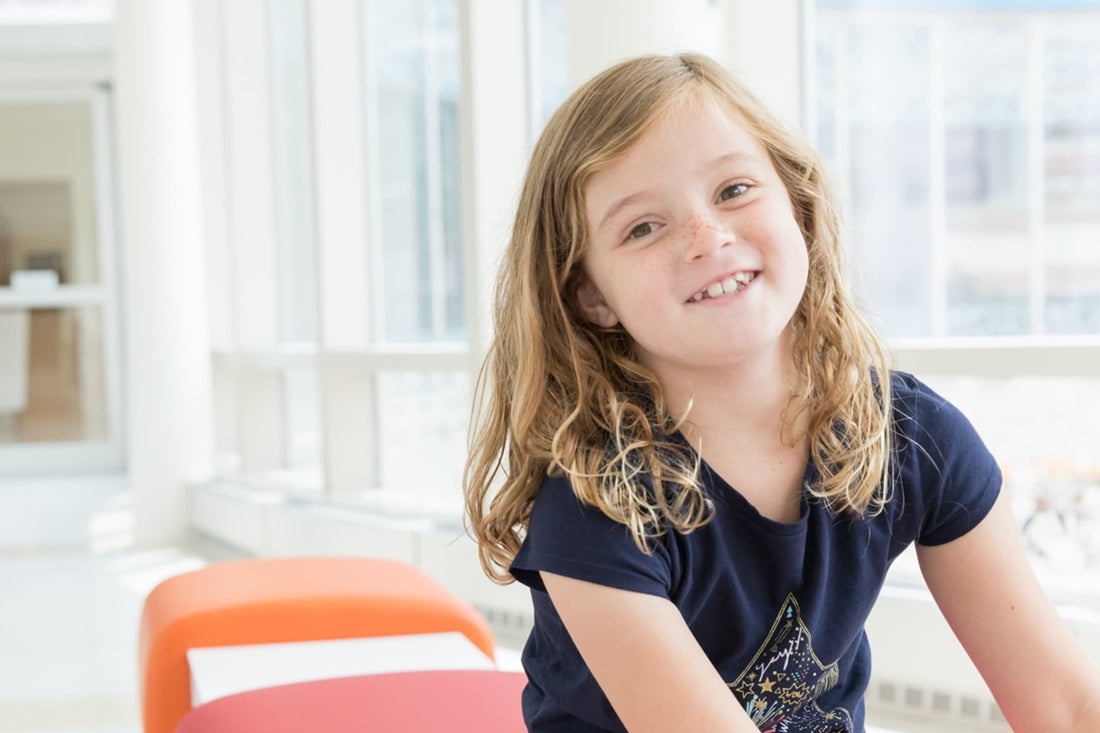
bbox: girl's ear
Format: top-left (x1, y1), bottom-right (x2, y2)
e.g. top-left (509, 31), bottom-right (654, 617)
top-left (575, 274), bottom-right (620, 328)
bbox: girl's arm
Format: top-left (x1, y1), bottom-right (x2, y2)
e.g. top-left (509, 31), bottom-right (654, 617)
top-left (917, 492), bottom-right (1100, 732)
top-left (542, 571), bottom-right (761, 733)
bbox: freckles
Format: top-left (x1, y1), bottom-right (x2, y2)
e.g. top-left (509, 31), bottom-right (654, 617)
top-left (685, 214), bottom-right (712, 243)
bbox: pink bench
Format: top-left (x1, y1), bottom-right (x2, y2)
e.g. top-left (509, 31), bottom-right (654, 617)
top-left (175, 669), bottom-right (527, 732)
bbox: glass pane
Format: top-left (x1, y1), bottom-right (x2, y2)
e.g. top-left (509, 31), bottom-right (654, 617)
top-left (533, 0), bottom-right (569, 134)
top-left (0, 103), bottom-right (99, 287)
top-left (943, 21), bottom-right (1030, 336)
top-left (375, 370), bottom-right (469, 501)
top-left (1045, 23), bottom-right (1100, 334)
top-left (0, 306), bottom-right (106, 444)
top-left (436, 0), bottom-right (464, 340)
top-left (814, 24), bottom-right (839, 161)
top-left (839, 22), bottom-right (934, 337)
top-left (367, 0), bottom-right (464, 344)
top-left (269, 0), bottom-right (319, 344)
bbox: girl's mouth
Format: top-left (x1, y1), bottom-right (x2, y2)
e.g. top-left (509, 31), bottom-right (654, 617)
top-left (689, 271), bottom-right (757, 302)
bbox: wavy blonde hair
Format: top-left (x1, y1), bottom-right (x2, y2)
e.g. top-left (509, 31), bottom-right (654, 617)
top-left (464, 53), bottom-right (894, 583)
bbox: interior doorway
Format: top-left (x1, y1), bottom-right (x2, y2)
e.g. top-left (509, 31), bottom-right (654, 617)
top-left (0, 89), bottom-right (124, 473)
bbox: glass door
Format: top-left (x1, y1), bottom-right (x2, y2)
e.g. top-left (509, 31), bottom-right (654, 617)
top-left (0, 87), bottom-right (123, 473)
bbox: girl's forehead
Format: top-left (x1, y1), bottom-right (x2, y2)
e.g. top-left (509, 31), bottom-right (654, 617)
top-left (598, 92), bottom-right (764, 175)
top-left (619, 91), bottom-right (759, 161)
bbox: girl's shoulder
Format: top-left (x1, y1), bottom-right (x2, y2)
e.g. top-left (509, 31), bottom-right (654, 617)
top-left (887, 369), bottom-right (945, 406)
top-left (884, 370), bottom-right (1002, 546)
top-left (886, 370), bottom-right (978, 444)
top-left (511, 471), bottom-right (676, 597)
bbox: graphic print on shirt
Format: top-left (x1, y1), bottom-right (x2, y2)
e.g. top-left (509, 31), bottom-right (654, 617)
top-left (728, 594), bottom-right (853, 733)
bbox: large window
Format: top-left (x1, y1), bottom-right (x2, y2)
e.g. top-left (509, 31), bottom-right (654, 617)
top-left (815, 2), bottom-right (1100, 337)
top-left (207, 1), bottom-right (1100, 568)
top-left (814, 0), bottom-right (1100, 586)
top-left (207, 0), bottom-right (536, 511)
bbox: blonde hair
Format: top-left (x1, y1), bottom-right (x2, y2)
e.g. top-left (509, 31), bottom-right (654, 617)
top-left (464, 53), bottom-right (893, 583)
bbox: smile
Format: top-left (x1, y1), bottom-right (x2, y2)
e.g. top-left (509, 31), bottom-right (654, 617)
top-left (689, 271), bottom-right (758, 302)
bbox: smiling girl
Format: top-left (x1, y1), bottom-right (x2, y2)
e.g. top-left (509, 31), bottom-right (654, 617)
top-left (464, 53), bottom-right (1100, 732)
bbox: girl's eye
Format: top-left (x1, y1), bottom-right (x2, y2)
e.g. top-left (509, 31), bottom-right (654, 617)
top-left (718, 183), bottom-right (749, 202)
top-left (627, 222), bottom-right (656, 240)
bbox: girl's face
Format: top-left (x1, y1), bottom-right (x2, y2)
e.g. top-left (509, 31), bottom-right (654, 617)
top-left (577, 94), bottom-right (809, 385)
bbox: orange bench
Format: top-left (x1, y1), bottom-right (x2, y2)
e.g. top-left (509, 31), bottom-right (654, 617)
top-left (138, 556), bottom-right (495, 733)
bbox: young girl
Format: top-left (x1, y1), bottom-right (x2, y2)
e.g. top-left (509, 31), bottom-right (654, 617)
top-left (464, 53), bottom-right (1100, 732)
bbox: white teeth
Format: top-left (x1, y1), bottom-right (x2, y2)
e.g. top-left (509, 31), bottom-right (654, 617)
top-left (691, 271), bottom-right (757, 302)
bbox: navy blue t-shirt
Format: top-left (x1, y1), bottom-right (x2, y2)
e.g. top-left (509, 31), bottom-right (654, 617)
top-left (510, 372), bottom-right (1002, 732)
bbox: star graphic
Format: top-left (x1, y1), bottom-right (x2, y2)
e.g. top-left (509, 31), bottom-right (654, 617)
top-left (760, 678), bottom-right (776, 693)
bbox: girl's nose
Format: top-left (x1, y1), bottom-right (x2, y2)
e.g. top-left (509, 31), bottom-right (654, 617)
top-left (682, 213), bottom-right (734, 261)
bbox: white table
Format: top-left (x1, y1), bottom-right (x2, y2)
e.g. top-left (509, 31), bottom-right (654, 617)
top-left (186, 631), bottom-right (496, 706)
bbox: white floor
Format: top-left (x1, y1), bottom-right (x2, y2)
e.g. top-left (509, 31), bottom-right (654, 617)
top-left (0, 473), bottom-right (207, 733)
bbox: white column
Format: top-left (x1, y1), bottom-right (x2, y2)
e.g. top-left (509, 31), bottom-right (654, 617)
top-left (307, 0), bottom-right (375, 491)
top-left (308, 0), bottom-right (371, 352)
top-left (563, 1), bottom-right (806, 134)
top-left (222, 0), bottom-right (279, 350)
top-left (459, 0), bottom-right (529, 362)
top-left (114, 0), bottom-right (213, 545)
top-left (193, 0), bottom-right (234, 352)
top-left (564, 0), bottom-right (718, 88)
top-left (722, 0), bottom-right (805, 130)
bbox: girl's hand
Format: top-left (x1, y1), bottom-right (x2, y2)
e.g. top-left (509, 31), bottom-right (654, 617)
top-left (917, 492), bottom-right (1100, 732)
top-left (542, 572), bottom-right (761, 732)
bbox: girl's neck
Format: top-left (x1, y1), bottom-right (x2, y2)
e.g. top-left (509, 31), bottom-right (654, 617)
top-left (656, 341), bottom-right (810, 524)
top-left (656, 337), bottom-right (805, 450)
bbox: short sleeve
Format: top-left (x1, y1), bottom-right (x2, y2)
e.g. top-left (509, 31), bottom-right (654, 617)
top-left (510, 474), bottom-right (673, 598)
top-left (892, 373), bottom-right (1003, 547)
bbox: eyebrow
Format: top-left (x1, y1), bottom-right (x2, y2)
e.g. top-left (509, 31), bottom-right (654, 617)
top-left (594, 150), bottom-right (770, 233)
top-left (595, 191), bottom-right (653, 233)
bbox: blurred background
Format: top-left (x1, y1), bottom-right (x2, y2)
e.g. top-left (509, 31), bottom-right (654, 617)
top-left (0, 0), bottom-right (1098, 731)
